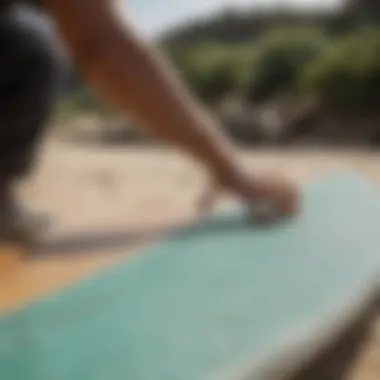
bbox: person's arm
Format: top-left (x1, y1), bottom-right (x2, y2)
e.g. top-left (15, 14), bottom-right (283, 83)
top-left (40, 0), bottom-right (299, 217)
top-left (40, 0), bottom-right (240, 183)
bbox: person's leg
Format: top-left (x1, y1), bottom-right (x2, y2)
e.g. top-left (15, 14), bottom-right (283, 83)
top-left (0, 6), bottom-right (61, 241)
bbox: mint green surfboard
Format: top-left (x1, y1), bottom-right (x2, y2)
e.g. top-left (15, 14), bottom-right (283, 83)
top-left (1, 173), bottom-right (380, 380)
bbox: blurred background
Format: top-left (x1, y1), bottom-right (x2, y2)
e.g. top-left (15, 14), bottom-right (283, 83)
top-left (53, 0), bottom-right (380, 147)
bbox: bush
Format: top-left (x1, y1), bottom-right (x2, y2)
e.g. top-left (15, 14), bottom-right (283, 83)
top-left (300, 28), bottom-right (380, 113)
top-left (166, 43), bottom-right (244, 102)
top-left (182, 60), bottom-right (236, 102)
top-left (244, 28), bottom-right (329, 102)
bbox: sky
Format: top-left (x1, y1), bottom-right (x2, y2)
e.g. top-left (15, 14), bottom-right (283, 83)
top-left (126, 0), bottom-right (343, 36)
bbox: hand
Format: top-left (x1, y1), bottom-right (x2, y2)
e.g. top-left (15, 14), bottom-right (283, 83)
top-left (199, 167), bottom-right (300, 222)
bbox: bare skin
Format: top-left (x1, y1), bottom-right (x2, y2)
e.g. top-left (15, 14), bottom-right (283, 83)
top-left (40, 0), bottom-right (299, 219)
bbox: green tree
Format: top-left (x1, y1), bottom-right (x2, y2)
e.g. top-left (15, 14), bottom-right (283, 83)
top-left (300, 29), bottom-right (380, 113)
top-left (244, 28), bottom-right (328, 102)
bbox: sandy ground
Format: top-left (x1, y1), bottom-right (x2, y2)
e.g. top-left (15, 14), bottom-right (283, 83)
top-left (19, 141), bottom-right (380, 229)
top-left (2, 140), bottom-right (380, 378)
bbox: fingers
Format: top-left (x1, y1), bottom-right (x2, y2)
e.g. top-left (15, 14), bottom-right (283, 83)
top-left (196, 170), bottom-right (300, 223)
top-left (197, 181), bottom-right (220, 216)
top-left (277, 181), bottom-right (300, 216)
top-left (247, 176), bottom-right (300, 221)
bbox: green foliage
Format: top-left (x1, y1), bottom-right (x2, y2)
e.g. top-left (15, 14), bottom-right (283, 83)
top-left (300, 28), bottom-right (380, 113)
top-left (160, 7), bottom-right (352, 45)
top-left (57, 26), bottom-right (380, 121)
top-left (244, 28), bottom-right (329, 102)
top-left (183, 61), bottom-right (236, 102)
top-left (167, 42), bottom-right (245, 102)
top-left (56, 87), bottom-right (113, 121)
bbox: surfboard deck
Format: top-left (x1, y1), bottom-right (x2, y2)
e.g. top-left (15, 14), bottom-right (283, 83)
top-left (1, 173), bottom-right (380, 380)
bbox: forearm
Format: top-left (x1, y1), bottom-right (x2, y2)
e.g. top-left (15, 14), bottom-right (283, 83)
top-left (76, 35), bottom-right (239, 176)
top-left (39, 0), bottom-right (299, 216)
top-left (45, 0), bottom-right (240, 178)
